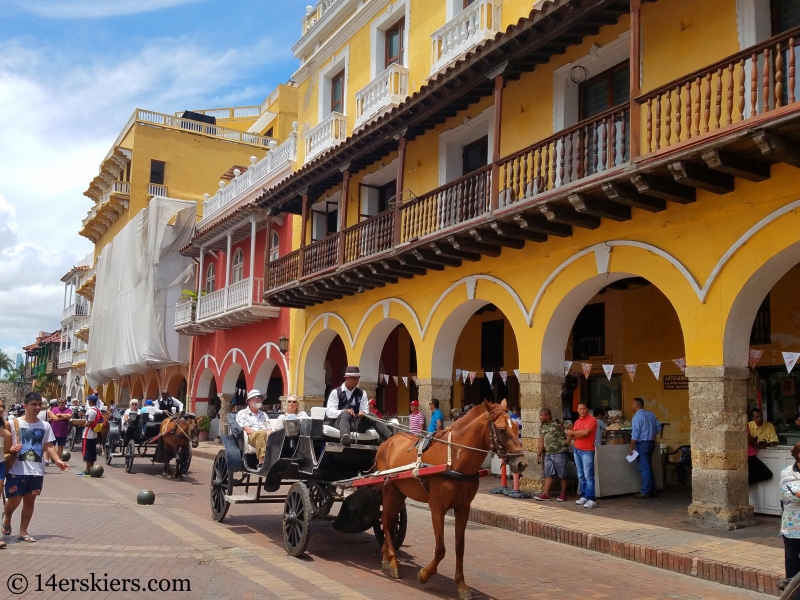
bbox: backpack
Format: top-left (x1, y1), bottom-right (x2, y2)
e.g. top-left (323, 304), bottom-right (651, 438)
top-left (88, 407), bottom-right (105, 434)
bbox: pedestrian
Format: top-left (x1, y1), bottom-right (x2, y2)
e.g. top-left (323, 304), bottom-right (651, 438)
top-left (49, 398), bottom-right (73, 459)
top-left (0, 398), bottom-right (9, 514)
top-left (236, 390), bottom-right (270, 468)
top-left (566, 403), bottom-right (598, 509)
top-left (628, 397), bottom-right (662, 498)
top-left (510, 408), bottom-right (523, 442)
top-left (408, 400), bottom-right (425, 435)
top-left (593, 407), bottom-right (607, 447)
top-left (534, 408), bottom-right (571, 502)
top-left (368, 398), bottom-right (383, 419)
top-left (72, 394), bottom-right (102, 476)
top-left (780, 442), bottom-right (800, 585)
top-left (324, 366), bottom-right (393, 446)
top-left (428, 399), bottom-right (443, 433)
top-left (3, 392), bottom-right (70, 544)
top-left (748, 408), bottom-right (776, 485)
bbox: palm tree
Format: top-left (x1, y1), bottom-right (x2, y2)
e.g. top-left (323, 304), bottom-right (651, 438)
top-left (0, 350), bottom-right (13, 379)
top-left (1, 365), bottom-right (25, 383)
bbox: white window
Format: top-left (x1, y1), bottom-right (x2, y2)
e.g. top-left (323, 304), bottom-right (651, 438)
top-left (231, 248), bottom-right (244, 284)
top-left (370, 1), bottom-right (409, 78)
top-left (205, 264), bottom-right (215, 294)
top-left (319, 48), bottom-right (349, 120)
top-left (269, 231), bottom-right (280, 262)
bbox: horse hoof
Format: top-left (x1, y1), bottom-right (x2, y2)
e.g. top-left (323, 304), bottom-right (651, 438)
top-left (458, 589), bottom-right (473, 600)
top-left (390, 567), bottom-right (400, 579)
top-left (381, 561), bottom-right (390, 572)
top-left (417, 569), bottom-right (428, 584)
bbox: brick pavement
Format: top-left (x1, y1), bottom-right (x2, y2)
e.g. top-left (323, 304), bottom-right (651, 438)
top-left (0, 450), bottom-right (773, 599)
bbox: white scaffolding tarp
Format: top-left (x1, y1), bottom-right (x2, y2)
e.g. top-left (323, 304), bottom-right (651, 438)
top-left (86, 197), bottom-right (196, 386)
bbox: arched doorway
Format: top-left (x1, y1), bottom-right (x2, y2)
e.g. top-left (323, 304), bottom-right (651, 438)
top-left (222, 364), bottom-right (248, 413)
top-left (302, 329), bottom-right (348, 402)
top-left (131, 379), bottom-right (144, 400)
top-left (168, 375), bottom-right (188, 405)
top-left (144, 378), bottom-right (159, 402)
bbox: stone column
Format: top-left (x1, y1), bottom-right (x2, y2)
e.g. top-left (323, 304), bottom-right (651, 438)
top-left (517, 373), bottom-right (564, 492)
top-left (686, 366), bottom-right (754, 530)
top-left (360, 381), bottom-right (378, 401)
top-left (296, 395), bottom-right (325, 413)
top-left (415, 378), bottom-right (452, 420)
top-left (219, 393), bottom-right (233, 438)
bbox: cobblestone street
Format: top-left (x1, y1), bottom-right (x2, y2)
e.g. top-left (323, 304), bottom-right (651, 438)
top-left (0, 453), bottom-right (771, 599)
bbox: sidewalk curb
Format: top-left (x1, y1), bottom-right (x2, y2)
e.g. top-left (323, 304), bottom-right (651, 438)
top-left (407, 500), bottom-right (781, 597)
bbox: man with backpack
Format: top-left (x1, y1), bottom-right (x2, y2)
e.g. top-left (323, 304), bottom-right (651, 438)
top-left (70, 394), bottom-right (102, 476)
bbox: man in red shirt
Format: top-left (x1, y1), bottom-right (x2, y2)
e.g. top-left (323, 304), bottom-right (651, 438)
top-left (566, 403), bottom-right (598, 509)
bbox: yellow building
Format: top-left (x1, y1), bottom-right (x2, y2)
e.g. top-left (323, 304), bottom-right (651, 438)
top-left (251, 0), bottom-right (800, 529)
top-left (76, 87), bottom-right (298, 405)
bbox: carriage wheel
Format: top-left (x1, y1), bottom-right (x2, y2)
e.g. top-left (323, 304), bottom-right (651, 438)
top-left (124, 440), bottom-right (135, 474)
top-left (308, 482), bottom-right (333, 519)
top-left (283, 482), bottom-right (312, 557)
top-left (210, 451), bottom-right (232, 522)
top-left (66, 427), bottom-right (76, 452)
top-left (105, 440), bottom-right (113, 466)
top-left (179, 445), bottom-right (192, 475)
top-left (373, 505), bottom-right (408, 550)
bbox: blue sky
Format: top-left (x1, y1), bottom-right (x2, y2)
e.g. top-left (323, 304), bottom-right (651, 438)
top-left (0, 0), bottom-right (309, 359)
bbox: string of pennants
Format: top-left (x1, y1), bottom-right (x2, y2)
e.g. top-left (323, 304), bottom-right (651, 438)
top-left (453, 369), bottom-right (521, 385)
top-left (377, 374), bottom-right (418, 387)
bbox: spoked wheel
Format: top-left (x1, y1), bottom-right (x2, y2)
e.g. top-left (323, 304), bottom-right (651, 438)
top-left (283, 482), bottom-right (312, 557)
top-left (374, 505), bottom-right (408, 549)
top-left (210, 450), bottom-right (232, 522)
top-left (308, 482), bottom-right (333, 519)
top-left (66, 426), bottom-right (76, 452)
top-left (124, 440), bottom-right (135, 473)
top-left (105, 438), bottom-right (116, 466)
top-left (179, 445), bottom-right (192, 475)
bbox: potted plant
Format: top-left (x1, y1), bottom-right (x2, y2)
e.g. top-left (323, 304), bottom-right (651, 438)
top-left (197, 415), bottom-right (211, 442)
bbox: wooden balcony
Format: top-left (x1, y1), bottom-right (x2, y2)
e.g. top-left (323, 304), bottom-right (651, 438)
top-left (265, 28), bottom-right (800, 308)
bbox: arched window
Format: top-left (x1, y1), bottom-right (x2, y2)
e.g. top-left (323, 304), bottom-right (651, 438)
top-left (269, 230), bottom-right (280, 262)
top-left (231, 248), bottom-right (244, 283)
top-left (205, 263), bottom-right (215, 294)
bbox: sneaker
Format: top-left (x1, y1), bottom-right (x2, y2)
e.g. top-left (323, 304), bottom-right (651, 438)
top-left (533, 493), bottom-right (551, 501)
top-left (557, 494), bottom-right (567, 502)
top-left (76, 472), bottom-right (89, 477)
top-left (575, 497), bottom-right (587, 505)
top-left (583, 500), bottom-right (597, 509)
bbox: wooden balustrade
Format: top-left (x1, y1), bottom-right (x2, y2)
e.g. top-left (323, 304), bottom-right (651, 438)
top-left (400, 165), bottom-right (492, 242)
top-left (640, 26), bottom-right (800, 154)
top-left (343, 211), bottom-right (395, 263)
top-left (267, 252), bottom-right (299, 289)
top-left (497, 106), bottom-right (630, 207)
top-left (303, 235), bottom-right (339, 276)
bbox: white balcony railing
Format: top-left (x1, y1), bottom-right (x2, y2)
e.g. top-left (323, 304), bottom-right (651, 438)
top-left (302, 0), bottom-right (345, 36)
top-left (430, 0), bottom-right (503, 74)
top-left (58, 348), bottom-right (73, 368)
top-left (354, 64), bottom-right (410, 129)
top-left (202, 126), bottom-right (298, 220)
top-left (195, 277), bottom-right (264, 322)
top-left (148, 184), bottom-right (168, 197)
top-left (62, 303), bottom-right (89, 320)
top-left (304, 112), bottom-right (347, 163)
top-left (135, 109), bottom-right (275, 148)
top-left (174, 298), bottom-right (195, 327)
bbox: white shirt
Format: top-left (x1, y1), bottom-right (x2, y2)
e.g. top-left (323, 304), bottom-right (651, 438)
top-left (123, 408), bottom-right (139, 421)
top-left (161, 396), bottom-right (184, 413)
top-left (273, 412), bottom-right (309, 431)
top-left (8, 417), bottom-right (55, 477)
top-left (236, 408), bottom-right (270, 431)
top-left (84, 407), bottom-right (99, 440)
top-left (325, 384), bottom-right (368, 419)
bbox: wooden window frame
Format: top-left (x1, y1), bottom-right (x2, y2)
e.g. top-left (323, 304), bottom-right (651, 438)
top-left (385, 18), bottom-right (405, 69)
top-left (578, 60), bottom-right (630, 121)
top-left (231, 248), bottom-right (244, 284)
top-left (149, 159), bottom-right (166, 185)
top-left (330, 69), bottom-right (345, 115)
top-left (462, 135), bottom-right (489, 176)
top-left (269, 230), bottom-right (280, 262)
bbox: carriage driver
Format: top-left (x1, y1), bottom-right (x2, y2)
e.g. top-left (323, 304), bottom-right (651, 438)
top-left (325, 366), bottom-right (393, 447)
top-left (158, 390), bottom-right (184, 414)
top-left (235, 390), bottom-right (270, 468)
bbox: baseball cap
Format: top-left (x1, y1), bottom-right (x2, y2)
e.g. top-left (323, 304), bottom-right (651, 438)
top-left (410, 400), bottom-right (419, 406)
top-left (247, 389), bottom-right (264, 400)
top-left (145, 399), bottom-right (154, 406)
top-left (368, 398), bottom-right (377, 406)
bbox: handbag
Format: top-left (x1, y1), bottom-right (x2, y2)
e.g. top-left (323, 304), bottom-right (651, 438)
top-left (3, 417), bottom-right (20, 472)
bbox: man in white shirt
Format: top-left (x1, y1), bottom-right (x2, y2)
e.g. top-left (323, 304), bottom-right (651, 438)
top-left (3, 392), bottom-right (70, 544)
top-left (159, 390), bottom-right (184, 414)
top-left (325, 366), bottom-right (392, 447)
top-left (71, 395), bottom-right (102, 476)
top-left (236, 390), bottom-right (270, 467)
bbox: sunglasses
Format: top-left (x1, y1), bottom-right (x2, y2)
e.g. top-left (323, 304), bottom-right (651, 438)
top-left (288, 401), bottom-right (299, 404)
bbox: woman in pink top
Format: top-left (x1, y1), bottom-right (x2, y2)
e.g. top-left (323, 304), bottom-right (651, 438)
top-left (408, 400), bottom-right (425, 435)
top-left (50, 398), bottom-right (74, 458)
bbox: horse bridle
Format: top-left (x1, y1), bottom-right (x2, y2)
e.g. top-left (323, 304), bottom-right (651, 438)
top-left (488, 418), bottom-right (525, 461)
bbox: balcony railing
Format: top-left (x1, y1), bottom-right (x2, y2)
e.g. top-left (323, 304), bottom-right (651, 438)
top-left (63, 303), bottom-right (89, 321)
top-left (302, 0), bottom-right (344, 36)
top-left (641, 26), bottom-right (800, 154)
top-left (58, 348), bottom-right (73, 369)
top-left (431, 0), bottom-right (503, 75)
top-left (196, 277), bottom-right (265, 322)
top-left (202, 127), bottom-right (298, 220)
top-left (303, 236), bottom-right (339, 275)
top-left (497, 106), bottom-right (630, 207)
top-left (135, 109), bottom-right (275, 148)
top-left (148, 184), bottom-right (168, 197)
top-left (176, 106), bottom-right (262, 120)
top-left (354, 64), bottom-right (410, 129)
top-left (174, 298), bottom-right (194, 328)
top-left (344, 211), bottom-right (395, 263)
top-left (268, 252), bottom-right (300, 290)
top-left (305, 112), bottom-right (347, 163)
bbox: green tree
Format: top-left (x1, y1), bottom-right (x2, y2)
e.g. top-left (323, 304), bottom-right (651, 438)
top-left (0, 350), bottom-right (13, 379)
top-left (1, 365), bottom-right (25, 383)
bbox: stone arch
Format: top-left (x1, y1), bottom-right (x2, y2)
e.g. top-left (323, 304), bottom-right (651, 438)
top-left (222, 363), bottom-right (247, 395)
top-left (131, 379), bottom-right (144, 400)
top-left (194, 368), bottom-right (216, 400)
top-left (104, 381), bottom-right (117, 405)
top-left (253, 358), bottom-right (278, 394)
top-left (144, 377), bottom-right (159, 401)
top-left (302, 329), bottom-right (342, 397)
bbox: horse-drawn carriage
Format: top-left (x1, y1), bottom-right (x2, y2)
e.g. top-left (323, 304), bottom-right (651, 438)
top-left (105, 409), bottom-right (197, 476)
top-left (211, 406), bottom-right (411, 556)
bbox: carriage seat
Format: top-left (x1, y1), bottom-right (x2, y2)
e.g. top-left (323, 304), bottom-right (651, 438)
top-left (242, 419), bottom-right (281, 455)
top-left (309, 407), bottom-right (379, 442)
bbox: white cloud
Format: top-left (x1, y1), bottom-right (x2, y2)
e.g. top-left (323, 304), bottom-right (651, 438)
top-left (0, 33), bottom-right (290, 353)
top-left (13, 0), bottom-right (208, 19)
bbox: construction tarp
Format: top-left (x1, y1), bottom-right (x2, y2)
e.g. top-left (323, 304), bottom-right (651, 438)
top-left (86, 197), bottom-right (196, 386)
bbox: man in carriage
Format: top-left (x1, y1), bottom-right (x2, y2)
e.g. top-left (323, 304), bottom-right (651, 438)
top-left (158, 390), bottom-right (184, 415)
top-left (325, 366), bottom-right (393, 447)
top-left (236, 390), bottom-right (271, 468)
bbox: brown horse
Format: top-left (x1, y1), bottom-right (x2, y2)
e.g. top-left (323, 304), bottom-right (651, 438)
top-left (159, 414), bottom-right (199, 480)
top-left (376, 399), bottom-right (527, 600)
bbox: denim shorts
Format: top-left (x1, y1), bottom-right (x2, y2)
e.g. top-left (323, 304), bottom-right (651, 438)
top-left (54, 435), bottom-right (68, 447)
top-left (5, 474), bottom-right (44, 498)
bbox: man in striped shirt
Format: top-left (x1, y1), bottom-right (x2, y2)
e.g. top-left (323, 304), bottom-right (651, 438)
top-left (408, 400), bottom-right (425, 435)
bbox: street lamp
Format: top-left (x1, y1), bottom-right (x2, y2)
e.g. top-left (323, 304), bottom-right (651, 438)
top-left (278, 334), bottom-right (289, 355)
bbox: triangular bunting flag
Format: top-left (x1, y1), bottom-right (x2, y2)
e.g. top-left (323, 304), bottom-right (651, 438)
top-left (462, 370), bottom-right (468, 384)
top-left (393, 376), bottom-right (399, 386)
top-left (383, 373), bottom-right (390, 385)
top-left (402, 376), bottom-right (408, 387)
top-left (455, 368), bottom-right (462, 380)
top-left (784, 352), bottom-right (800, 374)
top-left (564, 361), bottom-right (573, 376)
top-left (602, 364), bottom-right (614, 381)
top-left (581, 363), bottom-right (592, 379)
top-left (672, 358), bottom-right (687, 373)
top-left (378, 373), bottom-right (384, 385)
top-left (411, 376), bottom-right (418, 385)
top-left (648, 362), bottom-right (661, 380)
top-left (513, 369), bottom-right (520, 379)
top-left (486, 372), bottom-right (494, 385)
top-left (625, 364), bottom-right (636, 382)
top-left (499, 371), bottom-right (508, 384)
top-left (469, 371), bottom-right (476, 384)
top-left (749, 349), bottom-right (764, 369)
